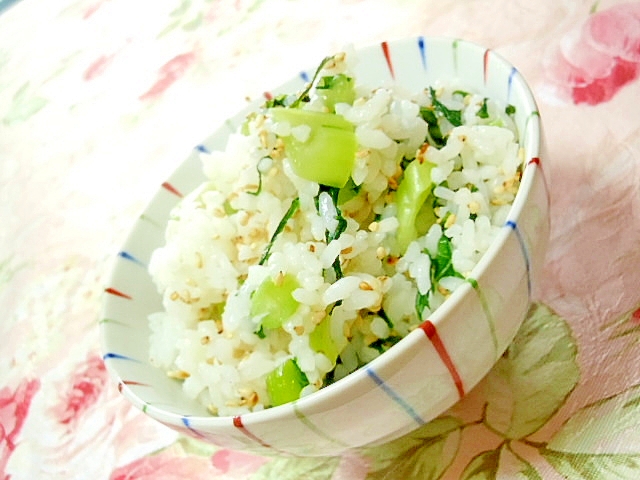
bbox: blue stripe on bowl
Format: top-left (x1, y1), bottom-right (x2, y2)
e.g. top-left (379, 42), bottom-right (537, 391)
top-left (507, 67), bottom-right (518, 104)
top-left (103, 352), bottom-right (140, 362)
top-left (505, 220), bottom-right (532, 298)
top-left (418, 36), bottom-right (427, 70)
top-left (118, 250), bottom-right (146, 267)
top-left (366, 367), bottom-right (425, 426)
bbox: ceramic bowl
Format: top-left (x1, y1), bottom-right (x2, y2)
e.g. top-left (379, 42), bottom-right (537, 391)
top-left (100, 36), bottom-right (548, 456)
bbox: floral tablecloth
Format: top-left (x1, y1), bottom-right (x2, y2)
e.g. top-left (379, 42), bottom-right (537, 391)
top-left (2, 0), bottom-right (640, 478)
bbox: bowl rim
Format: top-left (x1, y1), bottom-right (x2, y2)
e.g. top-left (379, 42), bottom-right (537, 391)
top-left (101, 34), bottom-right (543, 433)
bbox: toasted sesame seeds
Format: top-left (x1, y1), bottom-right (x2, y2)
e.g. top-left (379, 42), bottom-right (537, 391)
top-left (444, 214), bottom-right (457, 228)
top-left (167, 370), bottom-right (190, 380)
top-left (468, 201), bottom-right (481, 214)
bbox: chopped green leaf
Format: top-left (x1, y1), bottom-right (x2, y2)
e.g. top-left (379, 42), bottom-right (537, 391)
top-left (259, 197), bottom-right (300, 265)
top-left (453, 89), bottom-right (470, 98)
top-left (320, 186), bottom-right (348, 242)
top-left (431, 235), bottom-right (463, 283)
top-left (369, 335), bottom-right (404, 354)
top-left (378, 309), bottom-right (394, 329)
top-left (476, 98), bottom-right (489, 119)
top-left (255, 324), bottom-right (266, 339)
top-left (290, 56), bottom-right (333, 109)
top-left (263, 93), bottom-right (288, 109)
top-left (419, 107), bottom-right (446, 148)
top-left (505, 104), bottom-right (516, 115)
top-left (318, 185), bottom-right (347, 280)
top-left (415, 291), bottom-right (430, 320)
top-left (247, 156), bottom-right (271, 196)
top-left (429, 87), bottom-right (463, 127)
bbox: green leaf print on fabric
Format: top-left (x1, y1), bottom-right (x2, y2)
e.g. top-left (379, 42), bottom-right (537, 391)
top-left (0, 256), bottom-right (23, 290)
top-left (461, 444), bottom-right (542, 480)
top-left (365, 416), bottom-right (463, 480)
top-left (602, 306), bottom-right (640, 349)
top-left (3, 82), bottom-right (48, 125)
top-left (547, 383), bottom-right (640, 454)
top-left (540, 383), bottom-right (640, 478)
top-left (542, 450), bottom-right (640, 479)
top-left (252, 455), bottom-right (341, 480)
top-left (483, 303), bottom-right (580, 439)
top-left (174, 435), bottom-right (218, 457)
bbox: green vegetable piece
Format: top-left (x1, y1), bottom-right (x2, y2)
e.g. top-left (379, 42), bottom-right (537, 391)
top-left (476, 98), bottom-right (489, 119)
top-left (415, 291), bottom-right (430, 319)
top-left (270, 107), bottom-right (357, 188)
top-left (290, 56), bottom-right (333, 109)
top-left (266, 358), bottom-right (309, 407)
top-left (316, 185), bottom-right (347, 280)
top-left (309, 315), bottom-right (340, 364)
top-left (429, 87), bottom-right (463, 127)
top-left (419, 107), bottom-right (446, 148)
top-left (337, 178), bottom-right (361, 205)
top-left (316, 74), bottom-right (356, 111)
top-left (263, 93), bottom-right (288, 109)
top-left (369, 335), bottom-right (403, 354)
top-left (431, 235), bottom-right (463, 283)
top-left (259, 197), bottom-right (300, 265)
top-left (250, 273), bottom-right (300, 329)
top-left (395, 159), bottom-right (436, 254)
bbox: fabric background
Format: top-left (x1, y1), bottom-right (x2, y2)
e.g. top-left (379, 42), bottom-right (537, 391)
top-left (1, 1), bottom-right (640, 478)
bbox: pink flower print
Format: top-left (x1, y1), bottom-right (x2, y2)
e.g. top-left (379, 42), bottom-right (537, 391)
top-left (110, 449), bottom-right (220, 480)
top-left (545, 2), bottom-right (640, 105)
top-left (0, 379), bottom-right (40, 479)
top-left (211, 448), bottom-right (268, 475)
top-left (83, 0), bottom-right (110, 19)
top-left (139, 52), bottom-right (197, 101)
top-left (51, 353), bottom-right (108, 426)
top-left (84, 54), bottom-right (117, 81)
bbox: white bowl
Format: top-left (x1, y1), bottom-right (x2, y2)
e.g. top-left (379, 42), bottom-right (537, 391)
top-left (100, 36), bottom-right (548, 456)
